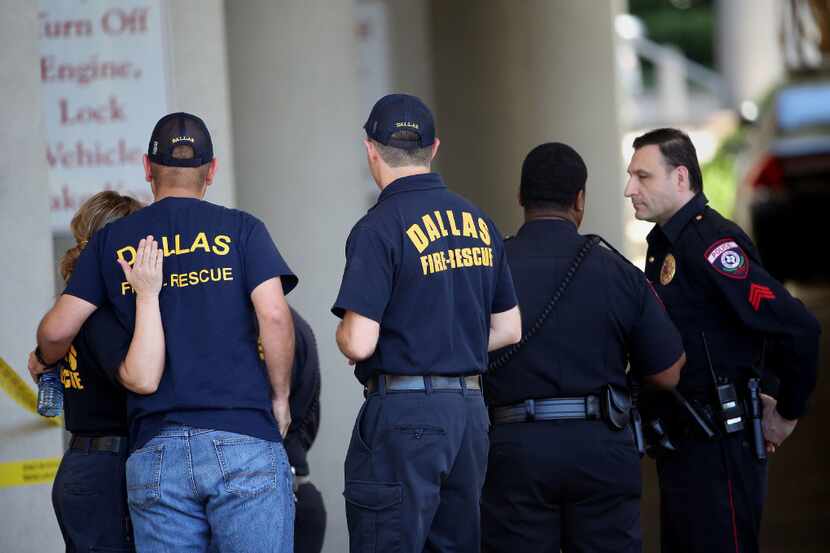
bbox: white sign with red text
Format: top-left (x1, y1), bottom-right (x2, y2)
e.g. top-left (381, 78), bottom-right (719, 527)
top-left (39, 0), bottom-right (169, 232)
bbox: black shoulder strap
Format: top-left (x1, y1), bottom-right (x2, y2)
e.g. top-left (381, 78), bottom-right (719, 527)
top-left (489, 235), bottom-right (601, 371)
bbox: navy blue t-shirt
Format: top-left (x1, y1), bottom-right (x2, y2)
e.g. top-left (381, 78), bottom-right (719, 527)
top-left (64, 197), bottom-right (298, 449)
top-left (61, 306), bottom-right (130, 436)
top-left (485, 220), bottom-right (684, 406)
top-left (332, 173), bottom-right (517, 383)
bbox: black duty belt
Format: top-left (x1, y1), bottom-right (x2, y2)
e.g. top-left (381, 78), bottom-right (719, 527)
top-left (69, 435), bottom-right (127, 454)
top-left (365, 374), bottom-right (482, 395)
top-left (492, 396), bottom-right (601, 424)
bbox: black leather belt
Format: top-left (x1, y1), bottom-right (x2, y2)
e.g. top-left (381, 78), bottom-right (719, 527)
top-left (69, 435), bottom-right (127, 453)
top-left (365, 374), bottom-right (482, 394)
top-left (492, 396), bottom-right (601, 424)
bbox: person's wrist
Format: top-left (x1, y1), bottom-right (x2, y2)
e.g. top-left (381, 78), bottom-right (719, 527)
top-left (135, 290), bottom-right (160, 302)
top-left (34, 345), bottom-right (61, 368)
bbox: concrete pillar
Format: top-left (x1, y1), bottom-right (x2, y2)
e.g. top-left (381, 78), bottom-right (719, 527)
top-left (166, 0), bottom-right (236, 207)
top-left (431, 0), bottom-right (625, 243)
top-left (382, 0), bottom-right (438, 169)
top-left (717, 0), bottom-right (785, 108)
top-left (0, 2), bottom-right (63, 552)
top-left (383, 0), bottom-right (436, 111)
top-left (225, 3), bottom-right (366, 551)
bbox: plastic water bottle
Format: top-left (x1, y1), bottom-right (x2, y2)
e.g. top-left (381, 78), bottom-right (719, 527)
top-left (37, 370), bottom-right (63, 417)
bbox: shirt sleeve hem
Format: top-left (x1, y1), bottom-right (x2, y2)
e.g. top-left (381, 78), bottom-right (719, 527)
top-left (249, 273), bottom-right (299, 296)
top-left (330, 301), bottom-right (382, 323)
top-left (491, 300), bottom-right (518, 315)
top-left (632, 345), bottom-right (684, 377)
top-left (62, 289), bottom-right (102, 307)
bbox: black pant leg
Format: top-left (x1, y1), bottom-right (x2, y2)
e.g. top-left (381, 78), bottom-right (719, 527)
top-left (657, 433), bottom-right (767, 553)
top-left (52, 448), bottom-right (134, 553)
top-left (295, 482), bottom-right (326, 553)
top-left (426, 393), bottom-right (490, 552)
top-left (344, 392), bottom-right (462, 553)
top-left (483, 422), bottom-right (641, 553)
top-left (481, 423), bottom-right (562, 553)
top-left (561, 426), bottom-right (642, 553)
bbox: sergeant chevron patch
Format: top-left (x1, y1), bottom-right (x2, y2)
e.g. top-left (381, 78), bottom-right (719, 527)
top-left (749, 283), bottom-right (775, 311)
top-left (705, 239), bottom-right (748, 279)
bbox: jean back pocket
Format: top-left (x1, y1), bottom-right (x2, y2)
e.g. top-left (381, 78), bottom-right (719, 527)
top-left (126, 445), bottom-right (164, 509)
top-left (213, 436), bottom-right (278, 498)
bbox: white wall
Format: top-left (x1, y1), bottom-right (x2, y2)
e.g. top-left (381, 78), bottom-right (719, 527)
top-left (0, 2), bottom-right (63, 551)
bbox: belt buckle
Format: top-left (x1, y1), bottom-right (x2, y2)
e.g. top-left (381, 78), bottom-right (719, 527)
top-left (585, 395), bottom-right (600, 420)
top-left (524, 399), bottom-right (536, 422)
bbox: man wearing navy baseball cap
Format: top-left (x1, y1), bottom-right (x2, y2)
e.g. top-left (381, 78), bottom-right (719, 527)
top-left (333, 93), bottom-right (522, 551)
top-left (35, 112), bottom-right (298, 552)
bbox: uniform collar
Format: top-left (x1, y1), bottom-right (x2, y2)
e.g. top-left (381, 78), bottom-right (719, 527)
top-left (516, 218), bottom-right (578, 239)
top-left (648, 193), bottom-right (708, 245)
top-left (376, 172), bottom-right (446, 204)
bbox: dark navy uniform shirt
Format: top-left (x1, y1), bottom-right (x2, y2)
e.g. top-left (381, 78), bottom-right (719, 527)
top-left (61, 306), bottom-right (130, 436)
top-left (485, 219), bottom-right (684, 406)
top-left (645, 193), bottom-right (820, 419)
top-left (332, 173), bottom-right (518, 384)
top-left (65, 197), bottom-right (298, 449)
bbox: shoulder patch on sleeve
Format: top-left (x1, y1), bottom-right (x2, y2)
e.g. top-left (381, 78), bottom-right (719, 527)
top-left (704, 238), bottom-right (749, 279)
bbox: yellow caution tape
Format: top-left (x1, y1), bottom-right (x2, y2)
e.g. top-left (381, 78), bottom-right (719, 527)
top-left (0, 457), bottom-right (61, 488)
top-left (0, 357), bottom-right (65, 489)
top-left (0, 356), bottom-right (63, 427)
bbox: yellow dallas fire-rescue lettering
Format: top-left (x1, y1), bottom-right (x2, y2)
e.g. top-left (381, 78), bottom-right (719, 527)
top-left (115, 232), bottom-right (231, 265)
top-left (60, 345), bottom-right (83, 390)
top-left (405, 210), bottom-right (495, 276)
top-left (116, 232), bottom-right (235, 295)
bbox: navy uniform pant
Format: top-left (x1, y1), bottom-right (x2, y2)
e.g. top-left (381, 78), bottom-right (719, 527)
top-left (481, 421), bottom-right (642, 553)
top-left (344, 387), bottom-right (489, 553)
top-left (52, 442), bottom-right (134, 552)
top-left (295, 481), bottom-right (327, 553)
top-left (657, 432), bottom-right (767, 553)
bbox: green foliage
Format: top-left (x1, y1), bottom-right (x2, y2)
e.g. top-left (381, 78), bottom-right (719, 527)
top-left (629, 0), bottom-right (716, 69)
top-left (701, 129), bottom-right (745, 217)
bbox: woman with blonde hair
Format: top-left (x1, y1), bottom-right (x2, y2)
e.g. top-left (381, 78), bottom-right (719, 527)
top-left (29, 191), bottom-right (166, 552)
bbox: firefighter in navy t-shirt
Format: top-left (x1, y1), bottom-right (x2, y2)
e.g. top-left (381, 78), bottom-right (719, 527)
top-left (333, 94), bottom-right (521, 552)
top-left (35, 113), bottom-right (298, 553)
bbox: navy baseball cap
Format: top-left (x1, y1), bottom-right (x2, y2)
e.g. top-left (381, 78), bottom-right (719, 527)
top-left (147, 112), bottom-right (214, 167)
top-left (364, 94), bottom-right (435, 150)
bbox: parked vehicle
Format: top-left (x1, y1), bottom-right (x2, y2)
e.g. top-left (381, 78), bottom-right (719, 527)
top-left (733, 74), bottom-right (830, 282)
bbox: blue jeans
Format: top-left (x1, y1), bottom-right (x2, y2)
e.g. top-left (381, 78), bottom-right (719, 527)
top-left (126, 425), bottom-right (294, 553)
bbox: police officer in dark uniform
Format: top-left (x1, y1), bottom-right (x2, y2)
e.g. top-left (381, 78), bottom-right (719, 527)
top-left (332, 93), bottom-right (521, 553)
top-left (625, 128), bottom-right (821, 553)
top-left (481, 143), bottom-right (686, 553)
top-left (285, 308), bottom-right (326, 553)
top-left (36, 112), bottom-right (299, 553)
